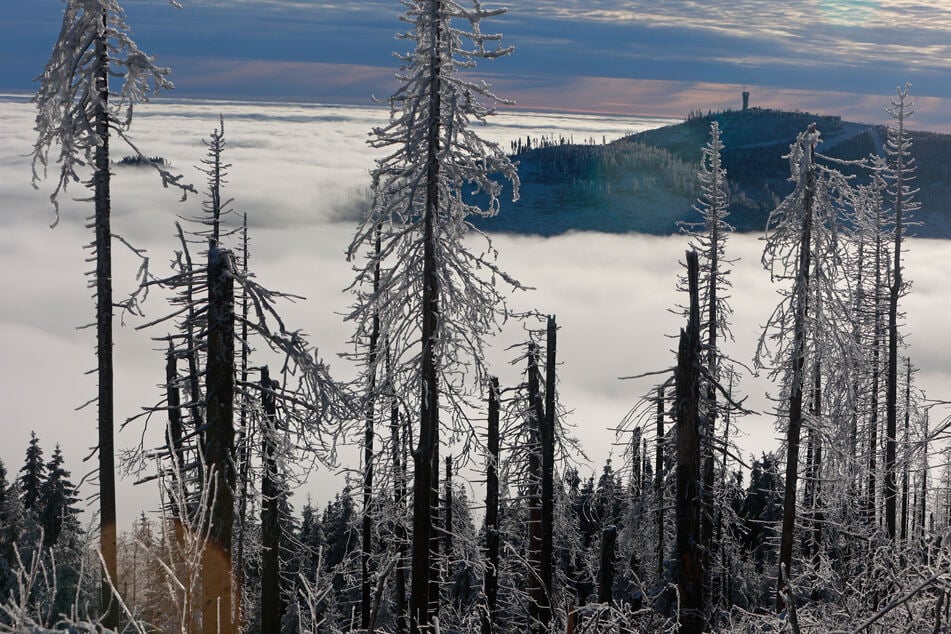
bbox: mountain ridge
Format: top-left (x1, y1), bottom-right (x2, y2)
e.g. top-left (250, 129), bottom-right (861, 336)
top-left (477, 107), bottom-right (951, 238)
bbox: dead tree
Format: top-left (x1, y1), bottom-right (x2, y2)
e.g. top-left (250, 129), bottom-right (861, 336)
top-left (884, 85), bottom-right (917, 542)
top-left (541, 316), bottom-right (557, 632)
top-left (392, 381), bottom-right (409, 634)
top-left (260, 366), bottom-right (283, 632)
top-left (202, 244), bottom-right (237, 634)
top-left (362, 230), bottom-right (382, 630)
top-left (527, 341), bottom-right (545, 632)
top-left (772, 127), bottom-right (817, 612)
top-left (655, 386), bottom-right (666, 579)
top-left (675, 250), bottom-right (704, 634)
top-left (483, 377), bottom-right (500, 634)
top-left (598, 525), bottom-right (618, 605)
top-left (32, 4), bottom-right (185, 622)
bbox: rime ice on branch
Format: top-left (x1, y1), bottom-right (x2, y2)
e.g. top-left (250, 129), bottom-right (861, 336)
top-left (346, 2), bottom-right (520, 632)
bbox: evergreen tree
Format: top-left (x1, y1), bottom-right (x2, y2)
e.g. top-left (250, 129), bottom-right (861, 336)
top-left (38, 445), bottom-right (81, 549)
top-left (19, 432), bottom-right (45, 512)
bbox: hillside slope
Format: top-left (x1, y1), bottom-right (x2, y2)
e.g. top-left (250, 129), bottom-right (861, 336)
top-left (477, 108), bottom-right (951, 238)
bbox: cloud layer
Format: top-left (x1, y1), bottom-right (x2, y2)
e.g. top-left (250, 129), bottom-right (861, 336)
top-left (2, 98), bottom-right (948, 527)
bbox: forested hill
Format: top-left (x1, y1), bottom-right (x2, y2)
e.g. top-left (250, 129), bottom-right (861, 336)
top-left (477, 108), bottom-right (951, 238)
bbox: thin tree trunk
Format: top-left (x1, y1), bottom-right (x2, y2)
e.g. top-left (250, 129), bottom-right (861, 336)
top-left (392, 383), bottom-right (409, 634)
top-left (362, 230), bottom-right (382, 630)
top-left (202, 245), bottom-right (236, 634)
top-left (676, 250), bottom-right (704, 633)
top-left (430, 429), bottom-right (441, 625)
top-left (166, 341), bottom-right (188, 627)
top-left (234, 212), bottom-right (251, 631)
top-left (178, 223), bottom-right (204, 501)
top-left (901, 358), bottom-right (911, 542)
top-left (527, 342), bottom-right (544, 632)
top-left (803, 426), bottom-right (815, 558)
top-left (166, 342), bottom-right (185, 516)
top-left (920, 415), bottom-right (928, 541)
top-left (701, 196), bottom-right (720, 620)
top-left (715, 377), bottom-right (732, 611)
top-left (849, 242), bottom-right (864, 518)
top-left (94, 11), bottom-right (119, 626)
top-left (811, 360), bottom-right (823, 577)
top-left (483, 377), bottom-right (500, 634)
top-left (598, 525), bottom-right (617, 605)
top-left (444, 456), bottom-right (453, 609)
top-left (631, 427), bottom-right (642, 499)
top-left (777, 135), bottom-right (815, 613)
top-left (655, 386), bottom-right (666, 579)
top-left (885, 101), bottom-right (908, 542)
top-left (260, 367), bottom-right (283, 633)
top-left (868, 229), bottom-right (883, 527)
top-left (540, 316), bottom-right (557, 632)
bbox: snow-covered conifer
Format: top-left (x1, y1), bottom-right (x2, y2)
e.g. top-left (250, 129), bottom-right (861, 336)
top-left (756, 124), bottom-right (854, 611)
top-left (882, 84), bottom-right (919, 541)
top-left (19, 432), bottom-right (46, 512)
top-left (31, 3), bottom-right (190, 624)
top-left (346, 2), bottom-right (519, 631)
top-left (37, 446), bottom-right (81, 550)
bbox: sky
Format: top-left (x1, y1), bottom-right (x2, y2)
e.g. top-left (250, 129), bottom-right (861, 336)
top-left (6, 1), bottom-right (951, 130)
top-left (1, 97), bottom-right (949, 529)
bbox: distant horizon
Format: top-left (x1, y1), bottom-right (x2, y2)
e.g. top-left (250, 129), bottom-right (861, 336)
top-left (9, 2), bottom-right (951, 133)
top-left (5, 89), bottom-right (947, 135)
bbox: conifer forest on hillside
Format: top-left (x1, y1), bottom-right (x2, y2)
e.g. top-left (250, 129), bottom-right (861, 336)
top-left (4, 1), bottom-right (951, 633)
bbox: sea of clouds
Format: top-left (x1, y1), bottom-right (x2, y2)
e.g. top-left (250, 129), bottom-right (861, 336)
top-left (1, 96), bottom-right (947, 526)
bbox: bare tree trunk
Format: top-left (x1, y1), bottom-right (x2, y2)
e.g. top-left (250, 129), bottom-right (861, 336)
top-left (803, 426), bottom-right (815, 558)
top-left (362, 231), bottom-right (382, 630)
top-left (431, 431), bottom-right (441, 625)
top-left (166, 341), bottom-right (188, 624)
top-left (885, 101), bottom-right (909, 542)
top-left (715, 378), bottom-right (732, 610)
top-left (701, 206), bottom-right (720, 622)
top-left (655, 386), bottom-right (666, 579)
top-left (901, 359), bottom-right (911, 542)
top-left (868, 231), bottom-right (883, 527)
top-left (776, 135), bottom-right (815, 613)
top-left (540, 316), bottom-right (557, 632)
top-left (810, 360), bottom-right (823, 581)
top-left (598, 525), bottom-right (617, 605)
top-left (94, 12), bottom-right (119, 627)
top-left (411, 4), bottom-right (443, 631)
top-left (676, 250), bottom-right (704, 634)
top-left (392, 385), bottom-right (409, 634)
top-left (527, 342), bottom-right (544, 632)
top-left (920, 415), bottom-right (928, 542)
top-left (202, 245), bottom-right (236, 634)
top-left (849, 242), bottom-right (864, 521)
top-left (631, 427), bottom-right (642, 499)
top-left (166, 342), bottom-right (185, 515)
top-left (234, 212), bottom-right (251, 630)
top-left (482, 377), bottom-right (500, 634)
top-left (444, 456), bottom-right (453, 609)
top-left (260, 367), bottom-right (283, 633)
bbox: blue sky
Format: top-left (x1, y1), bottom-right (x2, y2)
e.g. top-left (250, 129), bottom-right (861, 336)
top-left (6, 1), bottom-right (951, 128)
